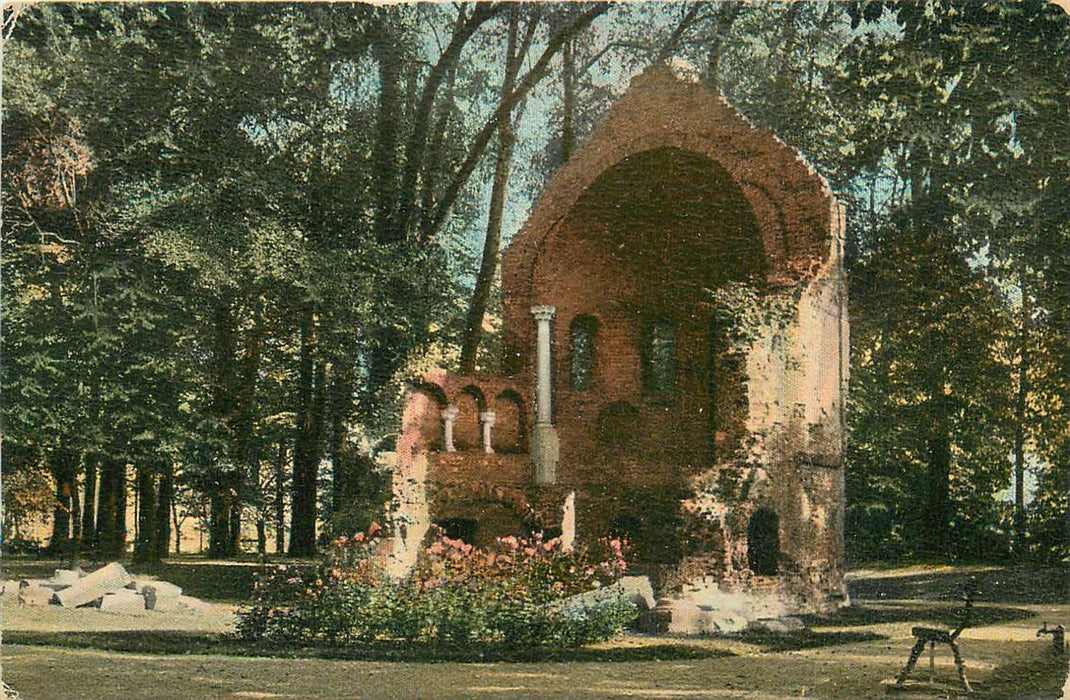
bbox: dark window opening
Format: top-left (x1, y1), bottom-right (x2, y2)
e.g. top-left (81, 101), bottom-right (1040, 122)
top-left (435, 518), bottom-right (478, 544)
top-left (642, 318), bottom-right (677, 396)
top-left (747, 507), bottom-right (780, 576)
top-left (570, 315), bottom-right (598, 391)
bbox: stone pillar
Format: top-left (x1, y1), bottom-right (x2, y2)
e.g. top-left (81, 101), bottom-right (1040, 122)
top-left (441, 406), bottom-right (459, 453)
top-left (480, 411), bottom-right (496, 454)
top-left (531, 305), bottom-right (555, 425)
top-left (530, 305), bottom-right (560, 484)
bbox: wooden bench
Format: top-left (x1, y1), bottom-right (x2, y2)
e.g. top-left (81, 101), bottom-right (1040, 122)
top-left (895, 576), bottom-right (977, 693)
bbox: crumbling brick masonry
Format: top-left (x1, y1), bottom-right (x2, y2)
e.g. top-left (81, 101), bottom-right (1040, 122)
top-left (387, 62), bottom-right (850, 631)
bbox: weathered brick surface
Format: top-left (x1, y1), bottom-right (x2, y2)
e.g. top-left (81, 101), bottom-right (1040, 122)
top-left (390, 62), bottom-right (849, 619)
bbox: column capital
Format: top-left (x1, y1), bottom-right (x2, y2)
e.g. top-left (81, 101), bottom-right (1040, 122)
top-left (441, 405), bottom-right (459, 421)
top-left (530, 305), bottom-right (556, 322)
top-left (479, 411), bottom-right (496, 425)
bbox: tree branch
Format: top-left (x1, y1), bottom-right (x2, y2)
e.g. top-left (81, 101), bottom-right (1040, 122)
top-left (421, 3), bottom-right (610, 244)
top-left (394, 3), bottom-right (506, 240)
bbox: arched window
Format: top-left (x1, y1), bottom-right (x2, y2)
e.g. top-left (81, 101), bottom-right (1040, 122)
top-left (642, 317), bottom-right (676, 396)
top-left (570, 315), bottom-right (598, 391)
top-left (747, 507), bottom-right (780, 576)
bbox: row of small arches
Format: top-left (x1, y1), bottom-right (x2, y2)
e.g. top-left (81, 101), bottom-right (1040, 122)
top-left (409, 383), bottom-right (527, 453)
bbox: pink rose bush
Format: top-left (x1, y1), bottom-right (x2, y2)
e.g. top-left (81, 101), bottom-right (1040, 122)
top-left (238, 524), bottom-right (633, 648)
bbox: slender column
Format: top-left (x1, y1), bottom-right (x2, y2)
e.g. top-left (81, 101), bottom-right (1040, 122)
top-left (480, 411), bottom-right (496, 454)
top-left (530, 305), bottom-right (560, 484)
top-left (531, 306), bottom-right (556, 425)
top-left (441, 406), bottom-right (459, 452)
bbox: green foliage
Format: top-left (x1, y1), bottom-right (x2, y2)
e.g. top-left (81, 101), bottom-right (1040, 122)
top-left (238, 529), bottom-right (633, 648)
top-left (1, 454), bottom-right (54, 545)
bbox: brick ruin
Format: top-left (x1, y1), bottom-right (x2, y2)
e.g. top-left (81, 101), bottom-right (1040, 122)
top-left (386, 62), bottom-right (850, 630)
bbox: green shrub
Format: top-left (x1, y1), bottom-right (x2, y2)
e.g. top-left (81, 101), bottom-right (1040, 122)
top-left (237, 526), bottom-right (635, 648)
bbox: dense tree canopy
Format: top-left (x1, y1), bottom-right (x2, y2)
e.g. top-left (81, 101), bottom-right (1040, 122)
top-left (3, 1), bottom-right (1067, 564)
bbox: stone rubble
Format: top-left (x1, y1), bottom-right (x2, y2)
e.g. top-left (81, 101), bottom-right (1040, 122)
top-left (11, 562), bottom-right (209, 614)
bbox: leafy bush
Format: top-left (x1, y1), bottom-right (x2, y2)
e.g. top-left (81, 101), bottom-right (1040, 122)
top-left (238, 525), bottom-right (635, 648)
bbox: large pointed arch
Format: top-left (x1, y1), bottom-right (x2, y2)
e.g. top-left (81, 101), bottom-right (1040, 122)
top-left (502, 62), bottom-right (844, 358)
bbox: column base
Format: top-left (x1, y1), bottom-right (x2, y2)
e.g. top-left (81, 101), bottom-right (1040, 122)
top-left (531, 424), bottom-right (560, 485)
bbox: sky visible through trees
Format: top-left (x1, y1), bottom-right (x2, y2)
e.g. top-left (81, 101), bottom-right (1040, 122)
top-left (2, 1), bottom-right (1068, 565)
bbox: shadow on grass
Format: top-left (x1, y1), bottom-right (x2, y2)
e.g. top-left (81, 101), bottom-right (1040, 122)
top-left (976, 652), bottom-right (1070, 699)
top-left (729, 629), bottom-right (886, 653)
top-left (849, 567), bottom-right (1070, 605)
top-left (3, 630), bottom-right (735, 663)
top-left (801, 603), bottom-right (1035, 629)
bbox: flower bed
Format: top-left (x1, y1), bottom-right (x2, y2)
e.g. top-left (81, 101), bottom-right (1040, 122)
top-left (238, 526), bottom-right (635, 648)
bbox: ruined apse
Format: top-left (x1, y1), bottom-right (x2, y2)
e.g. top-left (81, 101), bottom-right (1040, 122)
top-left (386, 62), bottom-right (849, 624)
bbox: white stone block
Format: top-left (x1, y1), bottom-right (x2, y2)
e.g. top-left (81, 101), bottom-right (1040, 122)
top-left (558, 576), bottom-right (655, 618)
top-left (52, 569), bottom-right (82, 586)
top-left (18, 584), bottom-right (56, 606)
top-left (154, 594), bottom-right (213, 615)
top-left (99, 589), bottom-right (148, 614)
top-left (55, 562), bottom-right (134, 608)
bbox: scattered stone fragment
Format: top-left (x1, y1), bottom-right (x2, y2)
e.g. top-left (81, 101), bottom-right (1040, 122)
top-left (559, 576), bottom-right (655, 619)
top-left (99, 589), bottom-right (148, 614)
top-left (54, 562), bottom-right (134, 608)
top-left (52, 569), bottom-right (83, 586)
top-left (137, 580), bottom-right (182, 598)
top-left (17, 583), bottom-right (56, 606)
top-left (154, 594), bottom-right (213, 615)
top-left (142, 585), bottom-right (157, 610)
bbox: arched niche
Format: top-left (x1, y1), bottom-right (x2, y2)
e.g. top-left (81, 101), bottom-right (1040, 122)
top-left (403, 382), bottom-right (447, 452)
top-left (453, 385), bottom-right (486, 452)
top-left (747, 507), bottom-right (781, 576)
top-left (492, 389), bottom-right (526, 453)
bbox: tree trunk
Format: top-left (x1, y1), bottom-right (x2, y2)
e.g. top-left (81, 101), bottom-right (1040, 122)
top-left (560, 34), bottom-right (575, 164)
top-left (81, 453), bottom-right (97, 549)
top-left (209, 298), bottom-right (238, 558)
top-left (69, 461), bottom-right (82, 570)
top-left (1014, 270), bottom-right (1030, 540)
top-left (155, 462), bottom-right (173, 560)
top-left (459, 9), bottom-right (523, 374)
top-left (924, 401), bottom-right (952, 557)
top-left (133, 464), bottom-right (157, 563)
top-left (420, 4), bottom-right (610, 243)
top-left (48, 447), bottom-right (77, 553)
top-left (328, 360), bottom-right (354, 532)
top-left (705, 2), bottom-right (743, 88)
top-left (372, 19), bottom-right (403, 244)
top-left (257, 517), bottom-right (267, 555)
top-left (171, 488), bottom-right (182, 555)
top-left (275, 440), bottom-right (287, 555)
top-left (230, 303), bottom-right (263, 555)
top-left (290, 304), bottom-right (321, 557)
top-left (95, 456), bottom-right (126, 560)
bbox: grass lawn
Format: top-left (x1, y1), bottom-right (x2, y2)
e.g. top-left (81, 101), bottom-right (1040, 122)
top-left (2, 564), bottom-right (1067, 698)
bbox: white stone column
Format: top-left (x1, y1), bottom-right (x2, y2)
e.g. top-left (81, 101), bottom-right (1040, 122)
top-left (531, 305), bottom-right (556, 425)
top-left (441, 405), bottom-right (459, 452)
top-left (530, 305), bottom-right (560, 484)
top-left (480, 411), bottom-right (496, 454)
